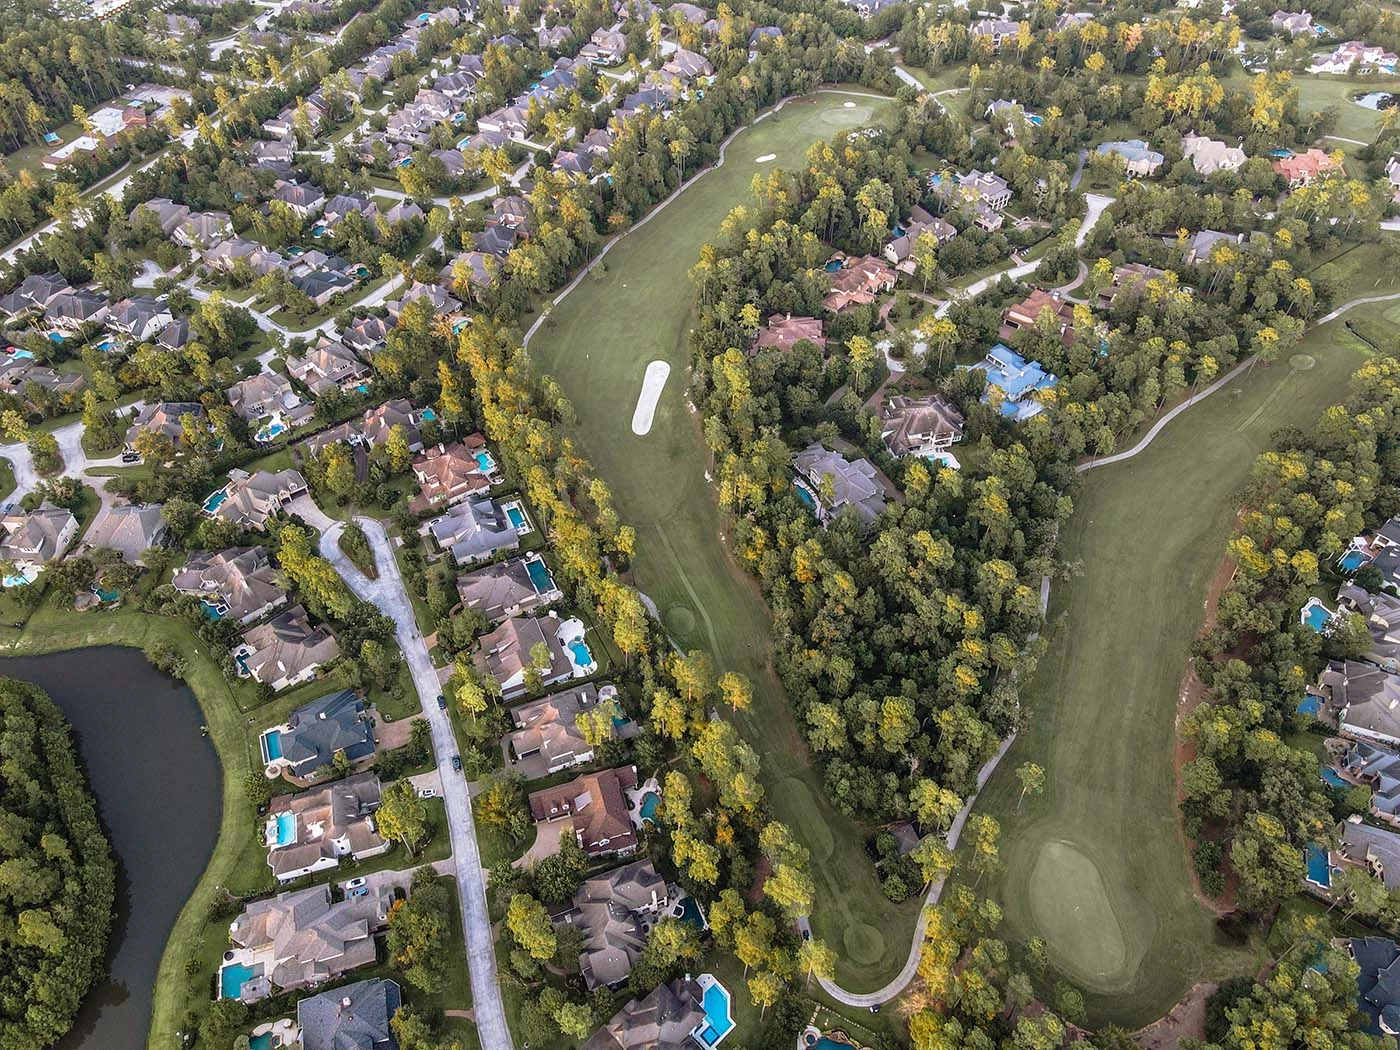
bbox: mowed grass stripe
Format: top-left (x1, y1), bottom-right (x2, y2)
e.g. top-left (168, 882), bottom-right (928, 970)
top-left (973, 317), bottom-right (1379, 1027)
top-left (528, 93), bottom-right (925, 989)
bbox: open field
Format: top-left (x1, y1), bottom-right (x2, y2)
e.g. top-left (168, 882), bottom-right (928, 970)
top-left (972, 305), bottom-right (1387, 1027)
top-left (1295, 73), bottom-right (1400, 142)
top-left (526, 89), bottom-right (925, 989)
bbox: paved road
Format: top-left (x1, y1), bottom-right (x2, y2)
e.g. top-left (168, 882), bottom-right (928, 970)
top-left (934, 193), bottom-right (1113, 318)
top-left (319, 518), bottom-right (513, 1050)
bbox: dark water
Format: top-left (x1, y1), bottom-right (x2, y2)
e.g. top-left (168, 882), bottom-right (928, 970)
top-left (0, 647), bottom-right (223, 1050)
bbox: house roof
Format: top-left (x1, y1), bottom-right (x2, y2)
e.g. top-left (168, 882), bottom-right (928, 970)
top-left (568, 858), bottom-right (667, 987)
top-left (474, 614), bottom-right (571, 687)
top-left (427, 495), bottom-right (519, 563)
top-left (210, 469), bottom-right (308, 530)
top-left (583, 978), bottom-right (704, 1050)
top-left (272, 689), bottom-right (370, 772)
top-left (880, 394), bottom-right (965, 458)
top-left (528, 765), bottom-right (638, 854)
top-left (83, 502), bottom-right (167, 563)
top-left (507, 683), bottom-right (602, 766)
top-left (458, 556), bottom-right (550, 622)
top-left (793, 443), bottom-right (887, 524)
top-left (172, 546), bottom-right (285, 622)
top-left (1351, 936), bottom-right (1400, 1035)
top-left (1337, 816), bottom-right (1400, 890)
top-left (297, 977), bottom-right (401, 1050)
top-left (229, 881), bottom-right (383, 991)
top-left (265, 772), bottom-right (386, 879)
top-left (752, 314), bottom-right (825, 352)
top-left (0, 503), bottom-right (75, 563)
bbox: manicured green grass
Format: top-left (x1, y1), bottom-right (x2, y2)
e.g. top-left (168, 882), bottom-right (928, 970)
top-left (1295, 73), bottom-right (1400, 141)
top-left (971, 308), bottom-right (1385, 1027)
top-left (0, 457), bottom-right (16, 503)
top-left (527, 89), bottom-right (924, 990)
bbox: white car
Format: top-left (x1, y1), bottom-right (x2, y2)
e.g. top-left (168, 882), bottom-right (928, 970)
top-left (417, 787), bottom-right (438, 799)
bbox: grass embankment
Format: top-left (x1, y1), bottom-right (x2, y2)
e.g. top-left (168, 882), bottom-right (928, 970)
top-left (527, 90), bottom-right (926, 990)
top-left (971, 300), bottom-right (1387, 1027)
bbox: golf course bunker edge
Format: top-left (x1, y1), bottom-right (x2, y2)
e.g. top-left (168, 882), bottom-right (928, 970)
top-left (1028, 839), bottom-right (1131, 988)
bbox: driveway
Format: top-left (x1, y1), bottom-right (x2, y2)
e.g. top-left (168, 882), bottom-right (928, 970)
top-left (319, 516), bottom-right (513, 1050)
top-left (513, 816), bottom-right (570, 870)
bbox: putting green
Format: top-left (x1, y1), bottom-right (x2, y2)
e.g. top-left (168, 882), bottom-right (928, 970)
top-left (663, 604), bottom-right (697, 638)
top-left (843, 922), bottom-right (886, 966)
top-left (1028, 841), bottom-right (1128, 984)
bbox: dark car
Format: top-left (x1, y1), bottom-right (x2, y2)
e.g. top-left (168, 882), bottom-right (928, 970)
top-left (451, 754), bottom-right (462, 772)
top-left (436, 694), bottom-right (446, 710)
top-left (121, 451), bottom-right (141, 463)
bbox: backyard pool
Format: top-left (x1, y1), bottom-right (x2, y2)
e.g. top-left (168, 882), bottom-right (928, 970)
top-left (93, 586), bottom-right (120, 603)
top-left (1301, 599), bottom-right (1332, 633)
top-left (202, 489), bottom-right (229, 514)
top-left (1321, 767), bottom-right (1348, 789)
top-left (261, 729), bottom-right (282, 761)
top-left (473, 450), bottom-right (495, 473)
top-left (255, 420), bottom-right (286, 443)
top-left (693, 975), bottom-right (734, 1046)
top-left (676, 895), bottom-right (707, 929)
top-left (420, 407), bottom-right (437, 421)
top-left (524, 556), bottom-right (555, 594)
top-left (201, 599), bottom-right (225, 620)
top-left (272, 811), bottom-right (296, 846)
top-left (505, 503), bottom-right (528, 530)
top-left (93, 339), bottom-right (115, 352)
top-left (1305, 843), bottom-right (1331, 888)
top-left (10, 349), bottom-right (33, 360)
top-left (639, 791), bottom-right (660, 823)
top-left (794, 482), bottom-right (817, 510)
top-left (311, 223), bottom-right (327, 238)
top-left (1296, 693), bottom-right (1322, 716)
top-left (47, 331), bottom-right (65, 344)
top-left (249, 1035), bottom-right (273, 1050)
top-left (567, 639), bottom-right (596, 671)
top-left (1339, 548), bottom-right (1368, 572)
top-left (823, 258), bottom-right (843, 272)
top-left (2, 567), bottom-right (37, 588)
top-left (219, 962), bottom-right (257, 1000)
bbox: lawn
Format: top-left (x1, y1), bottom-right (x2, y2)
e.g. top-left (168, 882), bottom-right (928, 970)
top-left (969, 305), bottom-right (1387, 1027)
top-left (1294, 73), bottom-right (1400, 142)
top-left (525, 88), bottom-right (925, 991)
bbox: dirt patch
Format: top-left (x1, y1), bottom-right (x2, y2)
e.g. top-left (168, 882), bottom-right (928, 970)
top-left (1133, 981), bottom-right (1216, 1050)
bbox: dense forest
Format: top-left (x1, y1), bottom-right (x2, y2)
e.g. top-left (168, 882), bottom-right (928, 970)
top-left (0, 677), bottom-right (115, 1050)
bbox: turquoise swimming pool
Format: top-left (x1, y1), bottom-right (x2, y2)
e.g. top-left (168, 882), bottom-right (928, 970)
top-left (249, 1034), bottom-right (273, 1050)
top-left (506, 505), bottom-right (527, 529)
top-left (695, 978), bottom-right (734, 1045)
top-left (220, 962), bottom-right (256, 1000)
top-left (47, 331), bottom-right (65, 344)
top-left (1305, 843), bottom-right (1331, 888)
top-left (1302, 601), bottom-right (1331, 633)
top-left (568, 639), bottom-right (594, 669)
top-left (203, 489), bottom-right (229, 514)
top-left (255, 420), bottom-right (286, 442)
top-left (1340, 549), bottom-right (1367, 572)
top-left (823, 259), bottom-right (843, 272)
top-left (676, 895), bottom-right (706, 929)
top-left (1322, 767), bottom-right (1347, 789)
top-left (795, 482), bottom-right (817, 510)
top-left (261, 729), bottom-right (282, 761)
top-left (420, 407), bottom-right (437, 421)
top-left (474, 450), bottom-right (495, 472)
top-left (524, 556), bottom-right (554, 594)
top-left (639, 791), bottom-right (660, 822)
top-left (1296, 693), bottom-right (1322, 716)
top-left (273, 811), bottom-right (296, 846)
top-left (201, 599), bottom-right (225, 621)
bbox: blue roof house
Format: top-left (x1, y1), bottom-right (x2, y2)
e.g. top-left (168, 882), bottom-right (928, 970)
top-left (976, 344), bottom-right (1058, 421)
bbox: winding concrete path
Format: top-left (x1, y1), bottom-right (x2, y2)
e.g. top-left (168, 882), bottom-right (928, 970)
top-left (319, 518), bottom-right (514, 1050)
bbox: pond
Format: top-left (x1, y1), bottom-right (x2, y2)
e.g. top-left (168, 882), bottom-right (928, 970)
top-left (1354, 91), bottom-right (1398, 110)
top-left (0, 647), bottom-right (222, 1050)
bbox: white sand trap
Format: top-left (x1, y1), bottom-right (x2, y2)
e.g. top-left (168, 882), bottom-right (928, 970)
top-left (755, 153), bottom-right (777, 163)
top-left (631, 361), bottom-right (671, 436)
top-left (844, 101), bottom-right (856, 108)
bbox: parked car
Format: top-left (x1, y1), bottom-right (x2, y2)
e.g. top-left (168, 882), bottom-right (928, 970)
top-left (451, 754), bottom-right (462, 772)
top-left (436, 694), bottom-right (446, 710)
top-left (121, 451), bottom-right (141, 463)
top-left (417, 787), bottom-right (438, 799)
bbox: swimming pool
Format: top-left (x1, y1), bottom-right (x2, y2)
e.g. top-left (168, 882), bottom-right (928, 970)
top-left (694, 976), bottom-right (734, 1046)
top-left (473, 450), bottom-right (495, 473)
top-left (261, 729), bottom-right (282, 761)
top-left (639, 791), bottom-right (660, 823)
top-left (524, 556), bottom-right (554, 594)
top-left (255, 420), bottom-right (286, 442)
top-left (10, 349), bottom-right (33, 360)
top-left (202, 489), bottom-right (229, 514)
top-left (420, 407), bottom-right (437, 421)
top-left (94, 586), bottom-right (119, 603)
top-left (312, 223), bottom-right (327, 237)
top-left (676, 895), bottom-right (706, 929)
top-left (823, 259), bottom-right (843, 272)
top-left (2, 568), bottom-right (37, 588)
top-left (47, 331), bottom-right (65, 344)
top-left (94, 339), bottom-right (115, 352)
top-left (1296, 694), bottom-right (1322, 716)
top-left (1302, 599), bottom-right (1332, 633)
top-left (1321, 767), bottom-right (1348, 789)
top-left (356, 383), bottom-right (370, 394)
top-left (568, 639), bottom-right (595, 671)
top-left (249, 1034), bottom-right (273, 1050)
top-left (236, 651), bottom-right (252, 677)
top-left (794, 482), bottom-right (817, 510)
top-left (201, 599), bottom-right (225, 620)
top-left (1305, 843), bottom-right (1331, 888)
top-left (1339, 549), bottom-right (1367, 572)
top-left (219, 962), bottom-right (257, 1000)
top-left (273, 811), bottom-right (296, 846)
top-left (505, 504), bottom-right (527, 529)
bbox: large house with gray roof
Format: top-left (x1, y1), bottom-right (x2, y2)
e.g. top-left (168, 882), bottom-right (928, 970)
top-left (793, 443), bottom-right (888, 526)
top-left (239, 604), bottom-right (341, 692)
top-left (80, 502), bottom-right (168, 564)
top-left (1334, 815), bottom-right (1400, 891)
top-left (297, 977), bottom-right (401, 1050)
top-left (506, 683), bottom-right (611, 773)
top-left (172, 546), bottom-right (286, 624)
top-left (425, 495), bottom-right (520, 565)
top-left (1341, 739), bottom-right (1400, 824)
top-left (207, 468), bottom-right (309, 532)
top-left (558, 859), bottom-right (670, 988)
top-left (265, 772), bottom-right (388, 881)
top-left (584, 977), bottom-right (705, 1050)
top-left (1351, 936), bottom-right (1400, 1036)
top-left (0, 503), bottom-right (77, 577)
top-left (475, 614), bottom-right (573, 698)
top-left (226, 883), bottom-right (385, 998)
top-left (262, 690), bottom-right (373, 777)
top-left (1319, 659), bottom-right (1400, 747)
top-left (458, 554), bottom-right (561, 623)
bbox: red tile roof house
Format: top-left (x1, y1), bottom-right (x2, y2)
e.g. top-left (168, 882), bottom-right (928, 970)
top-left (822, 255), bottom-right (898, 313)
top-left (998, 288), bottom-right (1077, 347)
top-left (409, 435), bottom-right (499, 512)
top-left (1272, 148), bottom-right (1342, 188)
top-left (528, 765), bottom-right (639, 858)
top-left (750, 314), bottom-right (826, 354)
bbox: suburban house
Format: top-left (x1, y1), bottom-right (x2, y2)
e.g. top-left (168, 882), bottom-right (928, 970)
top-left (999, 288), bottom-right (1076, 347)
top-left (175, 211), bottom-right (233, 249)
top-left (822, 255), bottom-right (898, 313)
top-left (579, 26), bottom-right (628, 64)
top-left (747, 25), bottom-right (782, 59)
top-left (583, 978), bottom-right (705, 1050)
top-left (970, 18), bottom-right (1022, 49)
top-left (262, 690), bottom-right (374, 778)
top-left (1309, 40), bottom-right (1397, 74)
top-left (297, 978), bottom-right (401, 1050)
top-left (1336, 582), bottom-right (1400, 671)
top-left (226, 883), bottom-right (385, 998)
top-left (1342, 739), bottom-right (1400, 824)
top-left (307, 399), bottom-right (424, 456)
top-left (80, 502), bottom-right (168, 564)
top-left (207, 468), bottom-right (309, 531)
top-left (661, 48), bottom-right (713, 81)
top-left (343, 316), bottom-right (390, 355)
top-left (0, 273), bottom-right (69, 318)
top-left (46, 288), bottom-right (109, 331)
top-left (557, 859), bottom-right (670, 988)
top-left (0, 503), bottom-right (77, 577)
top-left (238, 604), bottom-right (341, 692)
top-left (1096, 139), bottom-right (1165, 178)
top-left (1182, 133), bottom-right (1247, 175)
top-left (265, 772), bottom-right (389, 882)
top-left (107, 295), bottom-right (172, 342)
top-left (1272, 148), bottom-right (1341, 187)
top-left (793, 443), bottom-right (888, 526)
top-left (458, 554), bottom-right (562, 623)
top-left (1166, 228), bottom-right (1244, 266)
top-left (411, 437), bottom-right (500, 509)
top-left (172, 546), bottom-right (287, 624)
top-left (1318, 659), bottom-right (1400, 747)
top-left (1350, 937), bottom-right (1400, 1036)
top-left (884, 205), bottom-right (957, 273)
top-left (131, 197), bottom-right (190, 236)
top-left (226, 370), bottom-right (310, 426)
top-left (751, 314), bottom-right (825, 354)
top-left (931, 169), bottom-right (1012, 226)
top-left (1097, 262), bottom-right (1170, 308)
top-left (1368, 516), bottom-right (1400, 586)
top-left (425, 496), bottom-right (521, 565)
top-left (124, 401), bottom-right (206, 450)
top-left (506, 683), bottom-right (612, 773)
top-left (1332, 815), bottom-right (1400, 890)
top-left (1271, 9), bottom-right (1315, 34)
top-left (879, 394), bottom-right (965, 461)
top-left (474, 614), bottom-right (574, 698)
top-left (975, 343), bottom-right (1059, 420)
top-left (287, 339), bottom-right (370, 398)
top-left (528, 765), bottom-right (639, 857)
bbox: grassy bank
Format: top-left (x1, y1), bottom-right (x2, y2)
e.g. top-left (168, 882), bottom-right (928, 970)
top-left (526, 89), bottom-right (926, 990)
